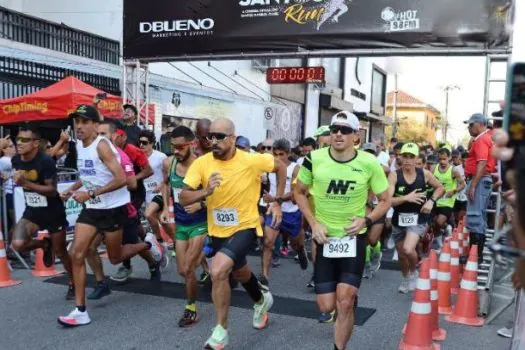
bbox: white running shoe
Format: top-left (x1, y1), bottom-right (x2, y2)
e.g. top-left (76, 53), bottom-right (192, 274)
top-left (392, 250), bottom-right (399, 261)
top-left (161, 241), bottom-right (170, 268)
top-left (369, 251), bottom-right (382, 273)
top-left (145, 233), bottom-right (162, 262)
top-left (408, 270), bottom-right (419, 291)
top-left (387, 236), bottom-right (395, 250)
top-left (253, 290), bottom-right (274, 329)
top-left (58, 308), bottom-right (91, 327)
top-left (398, 278), bottom-right (410, 294)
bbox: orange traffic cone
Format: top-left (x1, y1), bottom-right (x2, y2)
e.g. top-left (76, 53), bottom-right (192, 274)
top-left (399, 258), bottom-right (440, 350)
top-left (430, 250), bottom-right (446, 341)
top-left (32, 232), bottom-right (63, 277)
top-left (0, 232), bottom-right (21, 288)
top-left (456, 230), bottom-right (464, 256)
top-left (437, 242), bottom-right (452, 315)
top-left (445, 245), bottom-right (484, 327)
top-left (449, 239), bottom-right (461, 295)
top-left (462, 231), bottom-right (470, 258)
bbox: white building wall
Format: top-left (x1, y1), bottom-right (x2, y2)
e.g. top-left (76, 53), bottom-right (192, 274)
top-left (343, 57), bottom-right (388, 114)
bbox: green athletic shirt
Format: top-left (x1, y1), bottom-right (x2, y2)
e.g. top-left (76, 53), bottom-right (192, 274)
top-left (298, 148), bottom-right (389, 238)
top-left (433, 165), bottom-right (457, 208)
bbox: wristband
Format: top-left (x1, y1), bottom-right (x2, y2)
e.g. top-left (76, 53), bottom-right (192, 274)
top-left (365, 216), bottom-right (373, 228)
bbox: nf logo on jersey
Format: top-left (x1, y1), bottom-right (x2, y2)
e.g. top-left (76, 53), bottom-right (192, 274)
top-left (326, 179), bottom-right (356, 195)
top-left (381, 7), bottom-right (419, 32)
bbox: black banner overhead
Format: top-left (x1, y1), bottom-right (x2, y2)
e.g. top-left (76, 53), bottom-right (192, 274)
top-left (123, 0), bottom-right (513, 61)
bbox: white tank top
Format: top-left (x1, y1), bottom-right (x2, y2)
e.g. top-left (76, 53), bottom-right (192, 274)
top-left (76, 136), bottom-right (130, 209)
top-left (144, 150), bottom-right (167, 203)
top-left (269, 162), bottom-right (298, 213)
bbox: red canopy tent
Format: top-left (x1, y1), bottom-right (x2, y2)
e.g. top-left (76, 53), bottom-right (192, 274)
top-left (0, 76), bottom-right (123, 124)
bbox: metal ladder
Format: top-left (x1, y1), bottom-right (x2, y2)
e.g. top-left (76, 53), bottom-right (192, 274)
top-left (478, 54), bottom-right (510, 317)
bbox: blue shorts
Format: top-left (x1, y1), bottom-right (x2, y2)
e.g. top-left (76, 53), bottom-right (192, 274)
top-left (265, 210), bottom-right (302, 237)
top-left (466, 176), bottom-right (492, 234)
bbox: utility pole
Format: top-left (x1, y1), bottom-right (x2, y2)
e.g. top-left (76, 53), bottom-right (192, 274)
top-left (442, 84), bottom-right (459, 143)
top-left (392, 74), bottom-right (399, 138)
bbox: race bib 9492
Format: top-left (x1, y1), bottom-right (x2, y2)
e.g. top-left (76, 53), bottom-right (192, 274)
top-left (213, 208), bottom-right (239, 227)
top-left (323, 236), bottom-right (356, 258)
top-left (399, 213), bottom-right (418, 227)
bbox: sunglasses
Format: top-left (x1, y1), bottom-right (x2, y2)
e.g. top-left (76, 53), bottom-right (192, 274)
top-left (139, 140), bottom-right (151, 146)
top-left (261, 146), bottom-right (272, 151)
top-left (171, 142), bottom-right (192, 151)
top-left (330, 125), bottom-right (356, 135)
top-left (206, 133), bottom-right (231, 142)
top-left (16, 137), bottom-right (38, 143)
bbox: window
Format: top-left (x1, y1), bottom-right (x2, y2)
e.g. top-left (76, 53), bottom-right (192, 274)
top-left (322, 58), bottom-right (343, 88)
top-left (370, 65), bottom-right (387, 116)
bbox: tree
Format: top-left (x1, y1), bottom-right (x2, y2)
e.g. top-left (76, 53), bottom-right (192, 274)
top-left (395, 119), bottom-right (433, 144)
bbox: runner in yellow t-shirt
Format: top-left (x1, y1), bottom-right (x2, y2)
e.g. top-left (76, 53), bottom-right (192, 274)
top-left (180, 117), bottom-right (287, 350)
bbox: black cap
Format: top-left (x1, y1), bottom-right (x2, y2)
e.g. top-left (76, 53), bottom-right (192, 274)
top-left (69, 104), bottom-right (101, 122)
top-left (123, 104), bottom-right (138, 115)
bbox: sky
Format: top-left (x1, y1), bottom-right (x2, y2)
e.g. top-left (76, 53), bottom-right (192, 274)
top-left (385, 57), bottom-right (507, 145)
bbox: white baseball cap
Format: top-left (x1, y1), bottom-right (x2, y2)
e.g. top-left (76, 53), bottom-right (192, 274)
top-left (330, 111), bottom-right (360, 131)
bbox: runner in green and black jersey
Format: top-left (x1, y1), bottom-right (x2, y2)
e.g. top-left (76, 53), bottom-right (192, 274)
top-left (294, 111), bottom-right (391, 350)
top-left (160, 126), bottom-right (207, 328)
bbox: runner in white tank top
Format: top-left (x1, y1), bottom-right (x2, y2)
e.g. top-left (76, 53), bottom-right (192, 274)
top-left (57, 105), bottom-right (151, 328)
top-left (139, 130), bottom-right (171, 259)
top-left (259, 139), bottom-right (308, 290)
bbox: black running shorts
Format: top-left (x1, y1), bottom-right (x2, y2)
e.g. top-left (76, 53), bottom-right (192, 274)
top-left (210, 229), bottom-right (257, 271)
top-left (21, 209), bottom-right (67, 235)
top-left (77, 205), bottom-right (127, 233)
top-left (314, 234), bottom-right (366, 294)
top-left (151, 195), bottom-right (164, 212)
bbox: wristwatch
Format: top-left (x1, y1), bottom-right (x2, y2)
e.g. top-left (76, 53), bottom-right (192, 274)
top-left (275, 197), bottom-right (284, 205)
top-left (200, 200), bottom-right (207, 209)
top-left (88, 190), bottom-right (96, 199)
top-left (365, 216), bottom-right (373, 228)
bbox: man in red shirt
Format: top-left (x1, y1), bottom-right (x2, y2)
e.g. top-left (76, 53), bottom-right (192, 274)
top-left (463, 113), bottom-right (496, 263)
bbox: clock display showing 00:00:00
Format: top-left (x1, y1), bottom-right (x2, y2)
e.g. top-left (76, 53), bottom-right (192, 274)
top-left (266, 67), bottom-right (325, 84)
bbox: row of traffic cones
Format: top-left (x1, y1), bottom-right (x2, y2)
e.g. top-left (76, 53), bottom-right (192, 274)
top-left (400, 240), bottom-right (484, 349)
top-left (0, 231), bottom-right (63, 288)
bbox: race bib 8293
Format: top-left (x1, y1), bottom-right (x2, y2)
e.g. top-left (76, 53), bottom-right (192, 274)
top-left (212, 208), bottom-right (239, 227)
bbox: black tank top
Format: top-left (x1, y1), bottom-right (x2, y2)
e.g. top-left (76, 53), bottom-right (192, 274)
top-left (392, 168), bottom-right (428, 226)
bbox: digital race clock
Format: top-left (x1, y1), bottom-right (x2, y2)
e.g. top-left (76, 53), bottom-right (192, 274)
top-left (266, 66), bottom-right (325, 84)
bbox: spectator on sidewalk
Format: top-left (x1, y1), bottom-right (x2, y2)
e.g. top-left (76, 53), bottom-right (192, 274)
top-left (463, 113), bottom-right (496, 263)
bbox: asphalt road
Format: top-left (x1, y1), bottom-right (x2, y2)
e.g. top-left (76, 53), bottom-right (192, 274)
top-left (0, 251), bottom-right (514, 350)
